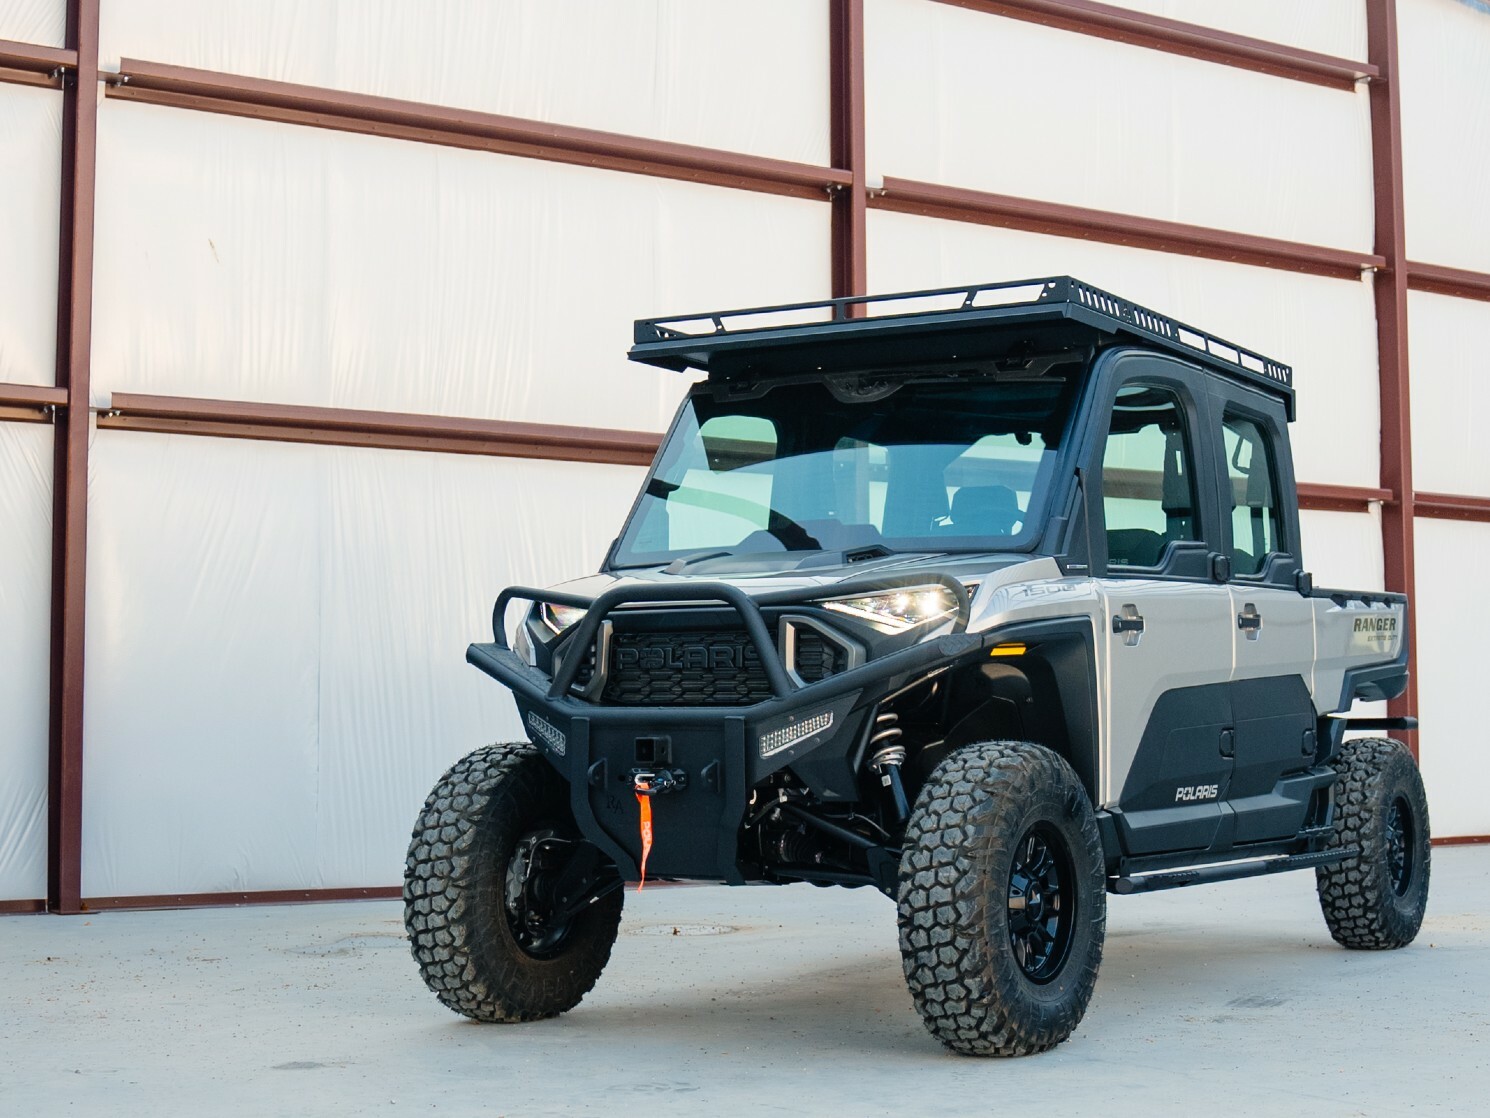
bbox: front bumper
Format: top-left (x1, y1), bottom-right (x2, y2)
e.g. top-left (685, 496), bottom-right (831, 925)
top-left (466, 577), bottom-right (982, 882)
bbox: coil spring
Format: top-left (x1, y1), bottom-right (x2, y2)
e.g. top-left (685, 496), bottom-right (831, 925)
top-left (868, 711), bottom-right (905, 769)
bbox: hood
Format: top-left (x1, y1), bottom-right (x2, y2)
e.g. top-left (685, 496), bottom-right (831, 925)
top-left (551, 550), bottom-right (1035, 601)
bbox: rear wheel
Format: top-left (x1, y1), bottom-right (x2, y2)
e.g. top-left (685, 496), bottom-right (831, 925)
top-left (404, 742), bottom-right (624, 1021)
top-left (1316, 736), bottom-right (1431, 950)
top-left (897, 741), bottom-right (1106, 1057)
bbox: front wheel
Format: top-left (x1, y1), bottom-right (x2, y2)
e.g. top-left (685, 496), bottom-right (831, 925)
top-left (897, 741), bottom-right (1106, 1057)
top-left (1316, 737), bottom-right (1431, 950)
top-left (404, 742), bottom-right (624, 1022)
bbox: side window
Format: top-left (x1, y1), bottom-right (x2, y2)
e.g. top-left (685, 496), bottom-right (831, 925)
top-left (1101, 385), bottom-right (1199, 569)
top-left (1222, 413), bottom-right (1282, 576)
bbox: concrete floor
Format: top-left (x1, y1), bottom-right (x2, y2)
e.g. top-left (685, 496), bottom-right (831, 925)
top-left (3, 849), bottom-right (1488, 1118)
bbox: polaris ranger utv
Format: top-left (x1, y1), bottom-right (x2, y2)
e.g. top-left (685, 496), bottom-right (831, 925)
top-left (405, 276), bottom-right (1429, 1056)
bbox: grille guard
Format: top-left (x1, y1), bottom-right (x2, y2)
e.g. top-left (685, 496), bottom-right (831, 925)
top-left (470, 577), bottom-right (980, 884)
top-left (468, 624), bottom-right (982, 725)
top-left (484, 573), bottom-right (973, 704)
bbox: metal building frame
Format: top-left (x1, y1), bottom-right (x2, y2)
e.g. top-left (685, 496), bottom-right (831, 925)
top-left (2, 0), bottom-right (1488, 914)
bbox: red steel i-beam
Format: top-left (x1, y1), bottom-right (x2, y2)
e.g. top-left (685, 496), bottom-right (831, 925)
top-left (830, 0), bottom-right (867, 305)
top-left (930, 0), bottom-right (1377, 91)
top-left (48, 0), bottom-right (99, 914)
top-left (1365, 0), bottom-right (1417, 756)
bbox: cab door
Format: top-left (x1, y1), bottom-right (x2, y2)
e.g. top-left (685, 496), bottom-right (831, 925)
top-left (1208, 387), bottom-right (1320, 843)
top-left (1088, 354), bottom-right (1236, 856)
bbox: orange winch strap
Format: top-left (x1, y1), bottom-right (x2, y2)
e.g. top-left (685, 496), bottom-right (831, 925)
top-left (635, 788), bottom-right (653, 892)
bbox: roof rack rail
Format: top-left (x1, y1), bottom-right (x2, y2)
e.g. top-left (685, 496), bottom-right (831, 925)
top-left (630, 275), bottom-right (1294, 415)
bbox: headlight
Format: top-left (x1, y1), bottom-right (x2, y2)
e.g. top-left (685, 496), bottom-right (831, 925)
top-left (539, 601), bottom-right (588, 634)
top-left (822, 585), bottom-right (960, 633)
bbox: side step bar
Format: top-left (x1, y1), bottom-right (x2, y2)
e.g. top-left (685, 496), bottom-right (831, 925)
top-left (1110, 846), bottom-right (1358, 896)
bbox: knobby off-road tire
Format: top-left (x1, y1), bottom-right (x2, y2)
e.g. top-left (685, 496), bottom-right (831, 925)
top-left (898, 741), bottom-right (1106, 1057)
top-left (1316, 736), bottom-right (1430, 950)
top-left (405, 742), bottom-right (624, 1022)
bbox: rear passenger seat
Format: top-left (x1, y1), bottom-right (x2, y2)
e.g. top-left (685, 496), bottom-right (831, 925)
top-left (1106, 527), bottom-right (1166, 568)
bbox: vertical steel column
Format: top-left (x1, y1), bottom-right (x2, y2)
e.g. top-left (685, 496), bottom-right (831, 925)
top-left (48, 0), bottom-right (99, 913)
top-left (1365, 0), bottom-right (1417, 756)
top-left (830, 0), bottom-right (867, 306)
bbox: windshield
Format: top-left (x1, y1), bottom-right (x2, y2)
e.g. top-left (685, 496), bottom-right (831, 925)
top-left (610, 372), bottom-right (1080, 568)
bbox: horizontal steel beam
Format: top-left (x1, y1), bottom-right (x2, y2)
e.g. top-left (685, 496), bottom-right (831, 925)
top-left (1406, 261), bottom-right (1490, 304)
top-left (100, 393), bottom-right (664, 467)
top-left (1414, 492), bottom-right (1490, 524)
top-left (870, 178), bottom-right (1383, 281)
top-left (0, 382), bottom-right (67, 407)
top-left (0, 382), bottom-right (65, 424)
top-left (106, 59), bottom-right (851, 201)
top-left (0, 63), bottom-right (63, 90)
top-left (0, 38), bottom-right (75, 74)
top-left (0, 38), bottom-right (69, 89)
top-left (96, 392), bottom-right (1424, 518)
top-left (80, 886), bottom-right (402, 911)
top-left (931, 0), bottom-right (1376, 91)
top-left (1297, 482), bottom-right (1394, 514)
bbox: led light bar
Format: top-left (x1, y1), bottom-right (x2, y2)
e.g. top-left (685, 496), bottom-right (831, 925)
top-left (759, 710), bottom-right (834, 758)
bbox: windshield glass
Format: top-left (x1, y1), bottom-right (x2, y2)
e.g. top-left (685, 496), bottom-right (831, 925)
top-left (611, 372), bottom-right (1080, 568)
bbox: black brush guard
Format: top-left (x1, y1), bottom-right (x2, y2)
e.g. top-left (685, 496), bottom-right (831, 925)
top-left (467, 576), bottom-right (979, 882)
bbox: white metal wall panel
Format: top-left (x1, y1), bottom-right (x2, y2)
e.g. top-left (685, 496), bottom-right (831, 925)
top-left (0, 83), bottom-right (61, 388)
top-left (866, 210), bottom-right (1381, 491)
top-left (91, 101), bottom-right (825, 433)
top-left (1095, 0), bottom-right (1367, 59)
top-left (1414, 517), bottom-right (1490, 839)
top-left (82, 432), bottom-right (323, 897)
top-left (97, 0), bottom-right (829, 166)
top-left (1399, 0), bottom-right (1490, 274)
top-left (81, 430), bottom-right (645, 896)
top-left (0, 422), bottom-right (52, 902)
top-left (0, 0), bottom-right (64, 47)
top-left (1299, 509), bottom-right (1384, 593)
top-left (1407, 290), bottom-right (1490, 498)
top-left (864, 0), bottom-right (1375, 252)
top-left (313, 448), bottom-right (643, 888)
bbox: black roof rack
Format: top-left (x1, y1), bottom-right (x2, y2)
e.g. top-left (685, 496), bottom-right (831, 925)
top-left (629, 275), bottom-right (1295, 418)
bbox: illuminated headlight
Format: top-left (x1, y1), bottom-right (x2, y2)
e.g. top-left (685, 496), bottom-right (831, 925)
top-left (759, 710), bottom-right (835, 758)
top-left (539, 602), bottom-right (588, 634)
top-left (822, 585), bottom-right (959, 634)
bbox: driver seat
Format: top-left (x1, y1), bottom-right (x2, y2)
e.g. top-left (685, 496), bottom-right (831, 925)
top-left (949, 485), bottom-right (1021, 538)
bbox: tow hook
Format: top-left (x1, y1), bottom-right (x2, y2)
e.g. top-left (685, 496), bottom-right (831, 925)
top-left (629, 767), bottom-right (689, 795)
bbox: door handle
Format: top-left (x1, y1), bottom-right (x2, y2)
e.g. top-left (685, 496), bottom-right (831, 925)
top-left (1112, 605), bottom-right (1144, 647)
top-left (1237, 602), bottom-right (1262, 640)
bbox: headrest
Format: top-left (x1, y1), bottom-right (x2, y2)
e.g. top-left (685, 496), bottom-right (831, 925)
top-left (949, 485), bottom-right (1020, 537)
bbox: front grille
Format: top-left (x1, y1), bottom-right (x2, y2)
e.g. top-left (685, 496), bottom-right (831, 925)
top-left (601, 629), bottom-right (772, 706)
top-left (792, 629), bottom-right (844, 683)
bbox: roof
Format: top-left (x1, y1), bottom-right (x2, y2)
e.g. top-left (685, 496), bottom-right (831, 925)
top-left (629, 276), bottom-right (1295, 419)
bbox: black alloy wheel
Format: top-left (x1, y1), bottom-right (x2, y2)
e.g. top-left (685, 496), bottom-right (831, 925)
top-left (505, 829), bottom-right (578, 958)
top-left (1384, 796), bottom-right (1415, 898)
top-left (1007, 823), bottom-right (1077, 984)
